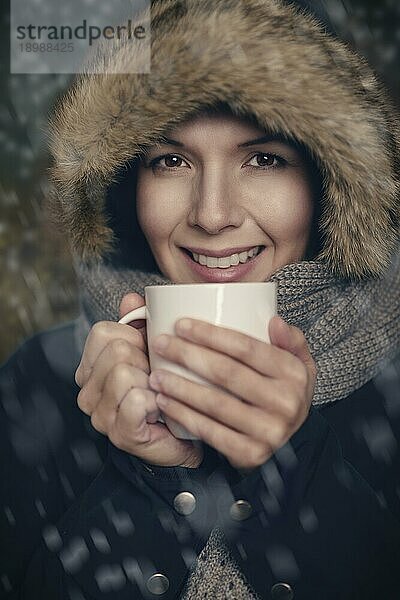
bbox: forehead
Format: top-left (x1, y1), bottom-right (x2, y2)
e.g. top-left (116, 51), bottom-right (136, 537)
top-left (164, 109), bottom-right (264, 140)
top-left (153, 110), bottom-right (303, 157)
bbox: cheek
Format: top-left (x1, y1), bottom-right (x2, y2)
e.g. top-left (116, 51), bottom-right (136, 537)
top-left (136, 172), bottom-right (182, 242)
top-left (137, 196), bottom-right (164, 240)
top-left (136, 169), bottom-right (149, 232)
top-left (252, 174), bottom-right (314, 241)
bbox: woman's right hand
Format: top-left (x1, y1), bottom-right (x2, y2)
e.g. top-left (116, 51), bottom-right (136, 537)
top-left (74, 292), bottom-right (204, 468)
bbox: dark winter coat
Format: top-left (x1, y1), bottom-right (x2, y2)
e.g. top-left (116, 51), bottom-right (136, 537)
top-left (2, 0), bottom-right (400, 598)
top-left (1, 320), bottom-right (399, 599)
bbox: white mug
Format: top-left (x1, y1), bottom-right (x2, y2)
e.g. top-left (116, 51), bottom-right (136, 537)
top-left (118, 282), bottom-right (277, 440)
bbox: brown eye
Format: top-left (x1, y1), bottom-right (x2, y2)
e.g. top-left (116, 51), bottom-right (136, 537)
top-left (163, 154), bottom-right (183, 167)
top-left (249, 153), bottom-right (279, 167)
top-left (149, 154), bottom-right (190, 169)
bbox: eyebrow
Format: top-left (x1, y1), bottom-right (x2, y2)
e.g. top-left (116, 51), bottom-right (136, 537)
top-left (237, 134), bottom-right (288, 147)
top-left (158, 133), bottom-right (289, 148)
top-left (159, 137), bottom-right (184, 147)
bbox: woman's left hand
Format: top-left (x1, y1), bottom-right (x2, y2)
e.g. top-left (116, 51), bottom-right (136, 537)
top-left (148, 315), bottom-right (317, 471)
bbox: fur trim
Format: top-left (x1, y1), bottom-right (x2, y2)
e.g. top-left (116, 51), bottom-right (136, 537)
top-left (47, 0), bottom-right (400, 279)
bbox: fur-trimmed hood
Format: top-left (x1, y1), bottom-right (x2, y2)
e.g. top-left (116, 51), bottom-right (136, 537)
top-left (47, 0), bottom-right (400, 279)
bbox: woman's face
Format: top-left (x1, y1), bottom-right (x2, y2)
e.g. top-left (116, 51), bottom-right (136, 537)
top-left (136, 112), bottom-right (315, 283)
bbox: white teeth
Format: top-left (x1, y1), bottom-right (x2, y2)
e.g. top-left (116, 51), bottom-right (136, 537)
top-left (217, 256), bottom-right (232, 268)
top-left (190, 246), bottom-right (261, 268)
top-left (206, 256), bottom-right (218, 267)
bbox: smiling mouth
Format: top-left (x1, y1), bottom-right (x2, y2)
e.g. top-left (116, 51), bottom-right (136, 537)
top-left (182, 245), bottom-right (265, 268)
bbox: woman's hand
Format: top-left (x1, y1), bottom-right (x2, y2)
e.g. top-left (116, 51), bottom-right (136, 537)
top-left (74, 292), bottom-right (204, 468)
top-left (148, 316), bottom-right (317, 471)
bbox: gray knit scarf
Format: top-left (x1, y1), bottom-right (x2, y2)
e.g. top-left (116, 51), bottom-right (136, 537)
top-left (73, 253), bottom-right (400, 599)
top-left (74, 254), bottom-right (400, 406)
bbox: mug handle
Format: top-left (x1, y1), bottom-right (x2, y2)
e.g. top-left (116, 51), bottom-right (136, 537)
top-left (117, 305), bottom-right (166, 425)
top-left (118, 306), bottom-right (147, 325)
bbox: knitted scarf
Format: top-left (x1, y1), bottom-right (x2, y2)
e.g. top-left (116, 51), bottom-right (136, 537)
top-left (73, 253), bottom-right (400, 599)
top-left (74, 254), bottom-right (400, 406)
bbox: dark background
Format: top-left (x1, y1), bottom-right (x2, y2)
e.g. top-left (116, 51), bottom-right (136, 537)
top-left (1, 0), bottom-right (399, 364)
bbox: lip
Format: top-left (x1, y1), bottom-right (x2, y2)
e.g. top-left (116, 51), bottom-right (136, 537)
top-left (183, 245), bottom-right (261, 258)
top-left (180, 246), bottom-right (266, 282)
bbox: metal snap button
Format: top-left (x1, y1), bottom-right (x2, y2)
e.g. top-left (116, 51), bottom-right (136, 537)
top-left (173, 491), bottom-right (196, 515)
top-left (229, 499), bottom-right (253, 521)
top-left (146, 573), bottom-right (170, 595)
top-left (271, 582), bottom-right (294, 599)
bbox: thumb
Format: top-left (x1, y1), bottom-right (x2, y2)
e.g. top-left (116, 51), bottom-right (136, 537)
top-left (268, 315), bottom-right (315, 373)
top-left (118, 292), bottom-right (146, 335)
top-left (119, 292), bottom-right (145, 319)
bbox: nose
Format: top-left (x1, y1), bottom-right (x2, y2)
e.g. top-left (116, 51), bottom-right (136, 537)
top-left (186, 167), bottom-right (245, 234)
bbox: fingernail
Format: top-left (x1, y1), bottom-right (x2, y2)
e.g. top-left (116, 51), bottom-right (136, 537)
top-left (149, 371), bottom-right (163, 390)
top-left (273, 315), bottom-right (285, 327)
top-left (156, 393), bottom-right (169, 407)
top-left (153, 334), bottom-right (169, 353)
top-left (176, 318), bottom-right (192, 333)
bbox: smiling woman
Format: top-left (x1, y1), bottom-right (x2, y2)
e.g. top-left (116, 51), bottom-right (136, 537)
top-left (135, 107), bottom-right (317, 284)
top-left (1, 0), bottom-right (400, 599)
